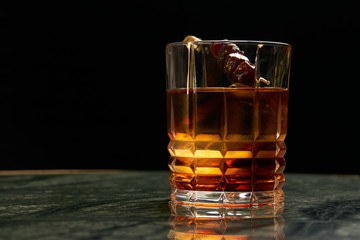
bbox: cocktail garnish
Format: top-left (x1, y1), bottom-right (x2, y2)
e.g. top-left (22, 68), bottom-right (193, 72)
top-left (257, 77), bottom-right (270, 85)
top-left (183, 35), bottom-right (202, 42)
top-left (182, 36), bottom-right (270, 87)
top-left (210, 42), bottom-right (256, 87)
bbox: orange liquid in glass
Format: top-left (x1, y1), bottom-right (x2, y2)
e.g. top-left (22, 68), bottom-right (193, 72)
top-left (167, 88), bottom-right (288, 192)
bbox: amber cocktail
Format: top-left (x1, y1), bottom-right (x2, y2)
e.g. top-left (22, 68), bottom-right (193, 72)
top-left (166, 39), bottom-right (291, 218)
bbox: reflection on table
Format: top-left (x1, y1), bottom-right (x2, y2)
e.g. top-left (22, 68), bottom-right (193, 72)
top-left (168, 215), bottom-right (285, 239)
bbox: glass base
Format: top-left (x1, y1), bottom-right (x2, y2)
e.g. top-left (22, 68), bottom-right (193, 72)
top-left (168, 215), bottom-right (286, 239)
top-left (170, 188), bottom-right (284, 219)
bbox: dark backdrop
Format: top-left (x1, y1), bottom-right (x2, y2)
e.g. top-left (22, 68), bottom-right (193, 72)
top-left (1, 2), bottom-right (359, 173)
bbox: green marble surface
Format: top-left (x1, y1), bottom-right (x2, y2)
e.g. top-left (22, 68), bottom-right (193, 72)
top-left (0, 171), bottom-right (359, 239)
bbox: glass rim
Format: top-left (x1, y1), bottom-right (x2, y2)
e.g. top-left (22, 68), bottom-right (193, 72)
top-left (166, 40), bottom-right (291, 47)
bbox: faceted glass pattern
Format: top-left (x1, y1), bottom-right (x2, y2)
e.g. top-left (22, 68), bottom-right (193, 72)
top-left (167, 88), bottom-right (288, 207)
top-left (168, 215), bottom-right (285, 239)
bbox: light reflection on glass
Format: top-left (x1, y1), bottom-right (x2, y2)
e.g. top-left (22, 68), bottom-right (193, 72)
top-left (168, 215), bottom-right (285, 240)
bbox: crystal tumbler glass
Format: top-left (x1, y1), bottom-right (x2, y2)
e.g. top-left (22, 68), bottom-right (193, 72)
top-left (166, 40), bottom-right (291, 218)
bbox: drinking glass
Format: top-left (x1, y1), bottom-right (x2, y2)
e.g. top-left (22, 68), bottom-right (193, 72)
top-left (166, 40), bottom-right (291, 218)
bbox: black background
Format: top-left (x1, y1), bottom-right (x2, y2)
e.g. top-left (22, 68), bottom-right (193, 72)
top-left (1, 2), bottom-right (359, 173)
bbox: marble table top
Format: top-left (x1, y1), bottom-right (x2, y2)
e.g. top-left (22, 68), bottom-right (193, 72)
top-left (0, 170), bottom-right (359, 239)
